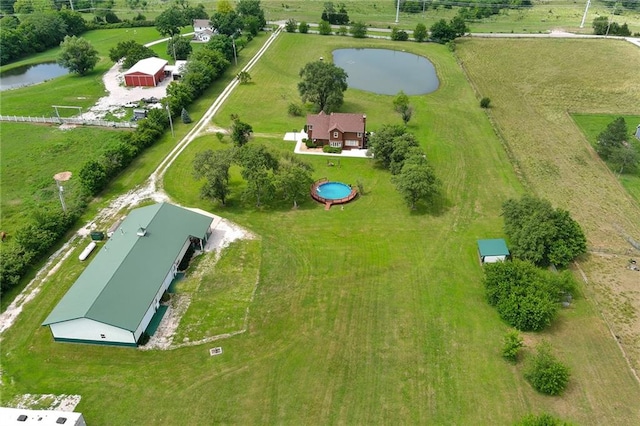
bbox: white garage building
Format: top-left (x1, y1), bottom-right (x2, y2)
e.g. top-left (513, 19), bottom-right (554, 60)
top-left (42, 203), bottom-right (215, 347)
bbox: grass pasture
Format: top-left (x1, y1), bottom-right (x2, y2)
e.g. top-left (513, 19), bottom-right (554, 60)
top-left (456, 38), bottom-right (640, 375)
top-left (258, 0), bottom-right (640, 34)
top-left (0, 124), bottom-right (123, 232)
top-left (2, 31), bottom-right (640, 426)
top-left (572, 113), bottom-right (640, 203)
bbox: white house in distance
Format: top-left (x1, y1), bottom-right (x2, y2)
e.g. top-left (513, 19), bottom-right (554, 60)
top-left (635, 124), bottom-right (640, 140)
top-left (0, 407), bottom-right (86, 426)
top-left (124, 57), bottom-right (168, 87)
top-left (42, 203), bottom-right (215, 347)
top-left (477, 239), bottom-right (510, 264)
top-left (193, 19), bottom-right (215, 42)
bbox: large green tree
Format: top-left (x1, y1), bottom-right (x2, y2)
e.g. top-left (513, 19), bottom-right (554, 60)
top-left (298, 61), bottom-right (348, 113)
top-left (155, 6), bottom-right (187, 37)
top-left (236, 0), bottom-right (266, 29)
top-left (275, 154), bottom-right (314, 208)
top-left (610, 144), bottom-right (639, 175)
top-left (502, 195), bottom-right (587, 267)
top-left (230, 115), bottom-right (253, 147)
top-left (167, 35), bottom-right (192, 61)
top-left (109, 40), bottom-right (157, 69)
top-left (236, 144), bottom-right (278, 206)
top-left (193, 149), bottom-right (232, 205)
top-left (366, 124), bottom-right (406, 169)
top-left (57, 36), bottom-right (99, 76)
top-left (206, 34), bottom-right (235, 62)
top-left (596, 116), bottom-right (627, 160)
top-left (210, 10), bottom-right (244, 36)
top-left (391, 154), bottom-right (440, 209)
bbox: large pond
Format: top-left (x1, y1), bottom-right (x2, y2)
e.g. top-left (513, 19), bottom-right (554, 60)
top-left (0, 62), bottom-right (69, 91)
top-left (333, 48), bottom-right (439, 95)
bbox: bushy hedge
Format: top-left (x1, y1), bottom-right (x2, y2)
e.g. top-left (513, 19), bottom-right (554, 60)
top-left (484, 260), bottom-right (576, 331)
top-left (0, 208), bottom-right (81, 294)
top-left (323, 146), bottom-right (342, 154)
top-left (524, 342), bottom-right (570, 395)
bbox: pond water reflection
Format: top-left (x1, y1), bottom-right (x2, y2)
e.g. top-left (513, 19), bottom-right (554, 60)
top-left (333, 48), bottom-right (439, 95)
top-left (0, 62), bottom-right (69, 91)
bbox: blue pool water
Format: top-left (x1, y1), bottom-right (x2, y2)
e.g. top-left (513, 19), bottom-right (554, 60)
top-left (316, 182), bottom-right (351, 200)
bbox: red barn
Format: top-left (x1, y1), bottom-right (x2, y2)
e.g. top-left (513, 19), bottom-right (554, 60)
top-left (124, 57), bottom-right (168, 87)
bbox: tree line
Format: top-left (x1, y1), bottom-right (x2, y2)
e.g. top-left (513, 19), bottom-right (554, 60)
top-left (284, 15), bottom-right (467, 44)
top-left (193, 134), bottom-right (315, 209)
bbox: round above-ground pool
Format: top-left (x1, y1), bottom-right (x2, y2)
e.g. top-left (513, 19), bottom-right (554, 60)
top-left (316, 181), bottom-right (351, 200)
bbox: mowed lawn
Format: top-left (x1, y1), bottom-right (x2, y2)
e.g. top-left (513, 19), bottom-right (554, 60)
top-left (2, 33), bottom-right (640, 425)
top-left (457, 38), bottom-right (640, 388)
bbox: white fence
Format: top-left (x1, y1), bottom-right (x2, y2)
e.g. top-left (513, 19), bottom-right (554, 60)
top-left (0, 115), bottom-right (137, 128)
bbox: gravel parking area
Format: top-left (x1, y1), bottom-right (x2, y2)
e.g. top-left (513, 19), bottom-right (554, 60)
top-left (80, 61), bottom-right (170, 120)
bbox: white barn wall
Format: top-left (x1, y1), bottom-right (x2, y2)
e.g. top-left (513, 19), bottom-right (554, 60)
top-left (50, 318), bottom-right (135, 345)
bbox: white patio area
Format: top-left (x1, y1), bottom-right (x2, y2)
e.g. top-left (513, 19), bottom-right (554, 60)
top-left (284, 129), bottom-right (370, 158)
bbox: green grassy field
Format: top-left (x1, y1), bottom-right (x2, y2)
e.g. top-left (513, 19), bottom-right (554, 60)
top-left (0, 124), bottom-right (123, 232)
top-left (173, 239), bottom-right (262, 344)
top-left (107, 0), bottom-right (640, 33)
top-left (2, 32), bottom-right (640, 425)
top-left (572, 113), bottom-right (640, 204)
top-left (456, 38), bottom-right (640, 378)
top-left (266, 0), bottom-right (640, 33)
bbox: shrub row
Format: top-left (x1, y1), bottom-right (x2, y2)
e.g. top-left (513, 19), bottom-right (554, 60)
top-left (0, 208), bottom-right (81, 294)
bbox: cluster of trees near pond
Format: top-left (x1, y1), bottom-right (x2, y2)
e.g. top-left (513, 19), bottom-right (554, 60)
top-left (0, 1), bottom-right (266, 297)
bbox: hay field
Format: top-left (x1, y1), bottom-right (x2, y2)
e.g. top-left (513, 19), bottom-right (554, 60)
top-left (457, 37), bottom-right (640, 374)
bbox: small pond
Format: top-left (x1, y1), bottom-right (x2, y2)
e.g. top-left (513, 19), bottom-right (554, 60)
top-left (333, 48), bottom-right (439, 95)
top-left (0, 62), bottom-right (69, 91)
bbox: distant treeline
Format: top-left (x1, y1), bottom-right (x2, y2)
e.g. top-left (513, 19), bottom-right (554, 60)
top-left (0, 9), bottom-right (154, 65)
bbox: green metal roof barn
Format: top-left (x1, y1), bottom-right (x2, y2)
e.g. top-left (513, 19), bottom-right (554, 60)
top-left (43, 203), bottom-right (215, 346)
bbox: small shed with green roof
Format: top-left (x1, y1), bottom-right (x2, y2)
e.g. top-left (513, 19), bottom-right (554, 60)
top-left (477, 239), bottom-right (510, 264)
top-left (42, 203), bottom-right (215, 347)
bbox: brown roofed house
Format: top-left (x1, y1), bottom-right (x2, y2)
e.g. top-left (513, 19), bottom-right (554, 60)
top-left (306, 112), bottom-right (367, 150)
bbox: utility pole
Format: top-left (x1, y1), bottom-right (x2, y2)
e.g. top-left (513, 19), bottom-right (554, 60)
top-left (166, 105), bottom-right (174, 137)
top-left (580, 0), bottom-right (591, 28)
top-left (232, 38), bottom-right (238, 66)
top-left (395, 0), bottom-right (400, 23)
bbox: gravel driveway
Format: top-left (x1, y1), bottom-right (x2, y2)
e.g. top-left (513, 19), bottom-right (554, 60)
top-left (80, 61), bottom-right (170, 120)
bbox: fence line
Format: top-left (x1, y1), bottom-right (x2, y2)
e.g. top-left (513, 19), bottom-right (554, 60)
top-left (0, 115), bottom-right (137, 129)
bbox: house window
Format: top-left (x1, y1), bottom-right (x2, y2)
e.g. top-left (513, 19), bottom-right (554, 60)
top-left (330, 141), bottom-right (342, 148)
top-left (333, 131), bottom-right (339, 138)
top-left (307, 125), bottom-right (313, 130)
top-left (357, 132), bottom-right (362, 137)
top-left (345, 140), bottom-right (359, 147)
top-left (100, 334), bottom-right (106, 339)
